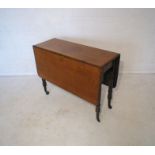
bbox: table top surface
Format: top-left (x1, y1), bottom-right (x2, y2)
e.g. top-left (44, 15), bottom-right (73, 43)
top-left (34, 38), bottom-right (119, 68)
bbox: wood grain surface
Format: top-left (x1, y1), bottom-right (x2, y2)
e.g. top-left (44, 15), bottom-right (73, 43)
top-left (34, 47), bottom-right (102, 105)
top-left (33, 38), bottom-right (120, 105)
top-left (34, 38), bottom-right (118, 68)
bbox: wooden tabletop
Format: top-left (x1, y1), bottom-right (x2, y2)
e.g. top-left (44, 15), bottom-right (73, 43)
top-left (34, 38), bottom-right (119, 68)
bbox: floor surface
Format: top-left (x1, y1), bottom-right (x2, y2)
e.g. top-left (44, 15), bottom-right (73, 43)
top-left (0, 74), bottom-right (155, 145)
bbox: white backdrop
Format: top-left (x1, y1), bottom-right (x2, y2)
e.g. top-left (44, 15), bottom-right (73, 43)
top-left (0, 9), bottom-right (155, 75)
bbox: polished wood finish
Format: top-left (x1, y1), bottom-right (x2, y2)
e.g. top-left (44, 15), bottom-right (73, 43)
top-left (34, 38), bottom-right (118, 68)
top-left (33, 38), bottom-right (120, 122)
top-left (34, 47), bottom-right (101, 105)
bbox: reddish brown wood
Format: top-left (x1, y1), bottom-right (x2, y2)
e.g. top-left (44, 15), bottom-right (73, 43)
top-left (34, 47), bottom-right (101, 105)
top-left (34, 38), bottom-right (118, 68)
top-left (33, 38), bottom-right (120, 122)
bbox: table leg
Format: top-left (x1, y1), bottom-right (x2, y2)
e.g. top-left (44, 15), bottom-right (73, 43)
top-left (106, 57), bottom-right (119, 109)
top-left (42, 78), bottom-right (49, 95)
top-left (108, 86), bottom-right (113, 109)
top-left (95, 55), bottom-right (120, 122)
top-left (96, 104), bottom-right (101, 122)
top-left (95, 72), bottom-right (103, 123)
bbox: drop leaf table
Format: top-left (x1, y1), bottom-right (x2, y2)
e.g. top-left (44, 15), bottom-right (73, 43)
top-left (33, 38), bottom-right (120, 122)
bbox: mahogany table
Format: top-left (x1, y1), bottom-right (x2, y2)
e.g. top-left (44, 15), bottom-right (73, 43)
top-left (33, 38), bottom-right (120, 122)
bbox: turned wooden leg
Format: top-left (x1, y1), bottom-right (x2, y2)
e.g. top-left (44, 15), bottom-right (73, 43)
top-left (42, 78), bottom-right (49, 95)
top-left (96, 104), bottom-right (101, 122)
top-left (108, 86), bottom-right (113, 109)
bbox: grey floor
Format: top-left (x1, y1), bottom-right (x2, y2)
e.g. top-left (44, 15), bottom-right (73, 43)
top-left (0, 74), bottom-right (155, 146)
